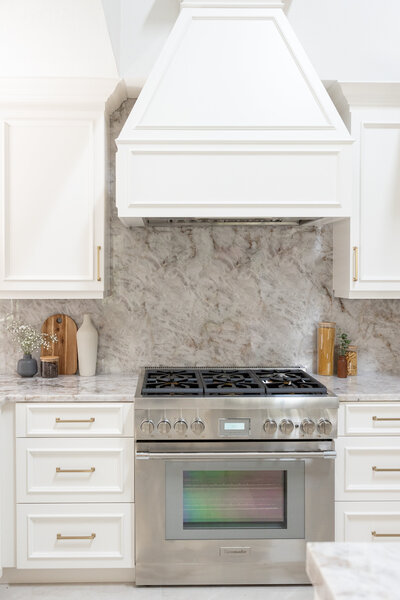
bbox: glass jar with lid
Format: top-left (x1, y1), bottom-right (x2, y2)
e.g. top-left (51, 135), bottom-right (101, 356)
top-left (317, 322), bottom-right (336, 376)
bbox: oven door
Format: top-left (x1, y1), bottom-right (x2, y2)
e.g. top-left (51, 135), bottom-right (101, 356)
top-left (135, 441), bottom-right (335, 586)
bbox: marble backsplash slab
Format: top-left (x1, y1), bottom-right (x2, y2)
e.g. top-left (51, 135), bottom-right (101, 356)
top-left (0, 100), bottom-right (399, 375)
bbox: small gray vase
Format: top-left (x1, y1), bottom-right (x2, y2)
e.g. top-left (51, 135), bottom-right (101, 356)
top-left (17, 353), bottom-right (38, 377)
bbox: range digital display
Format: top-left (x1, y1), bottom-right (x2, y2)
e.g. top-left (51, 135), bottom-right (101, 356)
top-left (224, 422), bottom-right (246, 431)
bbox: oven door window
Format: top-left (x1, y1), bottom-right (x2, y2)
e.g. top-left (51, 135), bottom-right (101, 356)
top-left (165, 460), bottom-right (304, 540)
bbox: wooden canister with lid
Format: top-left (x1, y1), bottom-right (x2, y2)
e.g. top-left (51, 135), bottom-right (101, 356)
top-left (317, 322), bottom-right (336, 376)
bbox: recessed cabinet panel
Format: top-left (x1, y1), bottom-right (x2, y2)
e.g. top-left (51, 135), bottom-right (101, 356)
top-left (360, 124), bottom-right (400, 283)
top-left (339, 403), bottom-right (400, 437)
top-left (336, 502), bottom-right (400, 543)
top-left (16, 438), bottom-right (134, 503)
top-left (17, 503), bottom-right (134, 569)
top-left (4, 120), bottom-right (93, 281)
top-left (336, 437), bottom-right (400, 501)
top-left (16, 403), bottom-right (134, 438)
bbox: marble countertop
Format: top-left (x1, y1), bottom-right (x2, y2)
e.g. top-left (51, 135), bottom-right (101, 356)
top-left (0, 374), bottom-right (139, 403)
top-left (306, 542), bottom-right (400, 600)
top-left (1, 371), bottom-right (400, 404)
top-left (314, 373), bottom-right (400, 402)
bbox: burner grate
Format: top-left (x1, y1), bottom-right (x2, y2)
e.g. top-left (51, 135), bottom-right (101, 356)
top-left (200, 369), bottom-right (265, 396)
top-left (253, 369), bottom-right (327, 395)
top-left (142, 369), bottom-right (203, 396)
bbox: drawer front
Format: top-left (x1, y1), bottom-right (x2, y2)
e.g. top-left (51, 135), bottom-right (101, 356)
top-left (17, 438), bottom-right (134, 503)
top-left (16, 403), bottom-right (134, 437)
top-left (339, 403), bottom-right (400, 436)
top-left (336, 437), bottom-right (400, 501)
top-left (17, 503), bottom-right (134, 569)
top-left (336, 501), bottom-right (400, 543)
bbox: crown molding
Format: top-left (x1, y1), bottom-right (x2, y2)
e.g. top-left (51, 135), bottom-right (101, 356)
top-left (0, 77), bottom-right (121, 108)
top-left (328, 81), bottom-right (400, 108)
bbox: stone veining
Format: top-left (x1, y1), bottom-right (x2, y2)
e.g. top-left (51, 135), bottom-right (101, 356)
top-left (0, 99), bottom-right (399, 375)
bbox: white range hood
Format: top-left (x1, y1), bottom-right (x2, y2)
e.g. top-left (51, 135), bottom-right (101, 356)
top-left (116, 0), bottom-right (352, 227)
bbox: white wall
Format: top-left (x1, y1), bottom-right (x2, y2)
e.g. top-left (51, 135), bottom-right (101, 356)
top-left (110, 0), bottom-right (400, 95)
top-left (0, 0), bottom-right (118, 79)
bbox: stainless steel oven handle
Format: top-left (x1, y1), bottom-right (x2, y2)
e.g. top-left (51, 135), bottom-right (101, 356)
top-left (136, 450), bottom-right (336, 460)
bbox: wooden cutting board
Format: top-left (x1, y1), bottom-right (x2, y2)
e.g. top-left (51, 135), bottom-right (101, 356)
top-left (41, 314), bottom-right (77, 375)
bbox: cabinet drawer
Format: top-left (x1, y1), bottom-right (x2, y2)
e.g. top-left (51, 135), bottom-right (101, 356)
top-left (17, 438), bottom-right (134, 503)
top-left (17, 503), bottom-right (133, 569)
top-left (336, 437), bottom-right (400, 501)
top-left (16, 403), bottom-right (134, 437)
top-left (336, 501), bottom-right (400, 543)
top-left (339, 403), bottom-right (400, 436)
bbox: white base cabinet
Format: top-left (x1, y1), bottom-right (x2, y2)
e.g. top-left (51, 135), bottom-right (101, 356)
top-left (12, 402), bottom-right (135, 577)
top-left (335, 401), bottom-right (400, 543)
top-left (329, 82), bottom-right (400, 299)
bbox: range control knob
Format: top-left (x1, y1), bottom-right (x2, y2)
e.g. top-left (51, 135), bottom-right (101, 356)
top-left (301, 418), bottom-right (315, 435)
top-left (140, 419), bottom-right (154, 435)
top-left (279, 419), bottom-right (294, 435)
top-left (317, 419), bottom-right (333, 436)
top-left (174, 419), bottom-right (188, 434)
top-left (191, 419), bottom-right (205, 435)
top-left (263, 419), bottom-right (277, 435)
top-left (157, 419), bottom-right (171, 435)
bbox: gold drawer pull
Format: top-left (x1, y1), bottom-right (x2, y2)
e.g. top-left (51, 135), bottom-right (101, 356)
top-left (57, 533), bottom-right (96, 541)
top-left (55, 417), bottom-right (95, 424)
top-left (372, 466), bottom-right (400, 472)
top-left (372, 531), bottom-right (400, 538)
top-left (353, 246), bottom-right (359, 282)
top-left (97, 245), bottom-right (102, 282)
top-left (56, 467), bottom-right (95, 473)
top-left (372, 416), bottom-right (400, 422)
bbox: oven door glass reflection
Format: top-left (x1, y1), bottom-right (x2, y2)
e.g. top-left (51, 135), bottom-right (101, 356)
top-left (165, 460), bottom-right (304, 540)
top-left (183, 470), bottom-right (287, 530)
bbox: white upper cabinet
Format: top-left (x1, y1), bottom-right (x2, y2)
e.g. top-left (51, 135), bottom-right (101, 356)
top-left (0, 81), bottom-right (117, 299)
top-left (330, 83), bottom-right (400, 299)
top-left (0, 0), bottom-right (120, 299)
top-left (116, 0), bottom-right (352, 226)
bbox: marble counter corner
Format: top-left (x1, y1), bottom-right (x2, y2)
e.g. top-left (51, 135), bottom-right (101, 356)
top-left (306, 542), bottom-right (400, 600)
top-left (0, 374), bottom-right (139, 405)
top-left (313, 373), bottom-right (400, 402)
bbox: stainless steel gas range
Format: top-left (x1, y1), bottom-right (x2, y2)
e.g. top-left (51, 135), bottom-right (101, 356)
top-left (134, 367), bottom-right (338, 586)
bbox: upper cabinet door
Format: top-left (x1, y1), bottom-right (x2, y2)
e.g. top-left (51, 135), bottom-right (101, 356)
top-left (0, 107), bottom-right (107, 299)
top-left (331, 83), bottom-right (400, 299)
top-left (358, 120), bottom-right (400, 287)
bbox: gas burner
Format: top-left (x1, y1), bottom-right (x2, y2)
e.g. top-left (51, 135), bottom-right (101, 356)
top-left (142, 369), bottom-right (203, 396)
top-left (254, 369), bottom-right (327, 395)
top-left (201, 369), bottom-right (265, 396)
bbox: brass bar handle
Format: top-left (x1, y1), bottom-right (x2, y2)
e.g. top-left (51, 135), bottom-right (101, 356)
top-left (372, 466), bottom-right (400, 472)
top-left (353, 246), bottom-right (359, 282)
top-left (373, 416), bottom-right (400, 422)
top-left (57, 533), bottom-right (96, 541)
top-left (56, 467), bottom-right (95, 473)
top-left (55, 417), bottom-right (95, 424)
top-left (97, 245), bottom-right (102, 282)
top-left (372, 531), bottom-right (400, 538)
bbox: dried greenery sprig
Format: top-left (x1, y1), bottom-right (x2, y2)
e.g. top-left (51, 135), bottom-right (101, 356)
top-left (7, 320), bottom-right (57, 355)
top-left (337, 329), bottom-right (351, 356)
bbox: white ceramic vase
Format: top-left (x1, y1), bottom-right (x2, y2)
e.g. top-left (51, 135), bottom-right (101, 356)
top-left (77, 314), bottom-right (98, 377)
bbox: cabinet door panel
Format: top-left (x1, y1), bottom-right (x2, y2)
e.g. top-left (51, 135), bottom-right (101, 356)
top-left (359, 123), bottom-right (400, 284)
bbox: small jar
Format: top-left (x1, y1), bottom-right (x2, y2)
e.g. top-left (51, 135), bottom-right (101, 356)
top-left (40, 356), bottom-right (59, 378)
top-left (346, 345), bottom-right (358, 376)
top-left (317, 322), bottom-right (336, 376)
